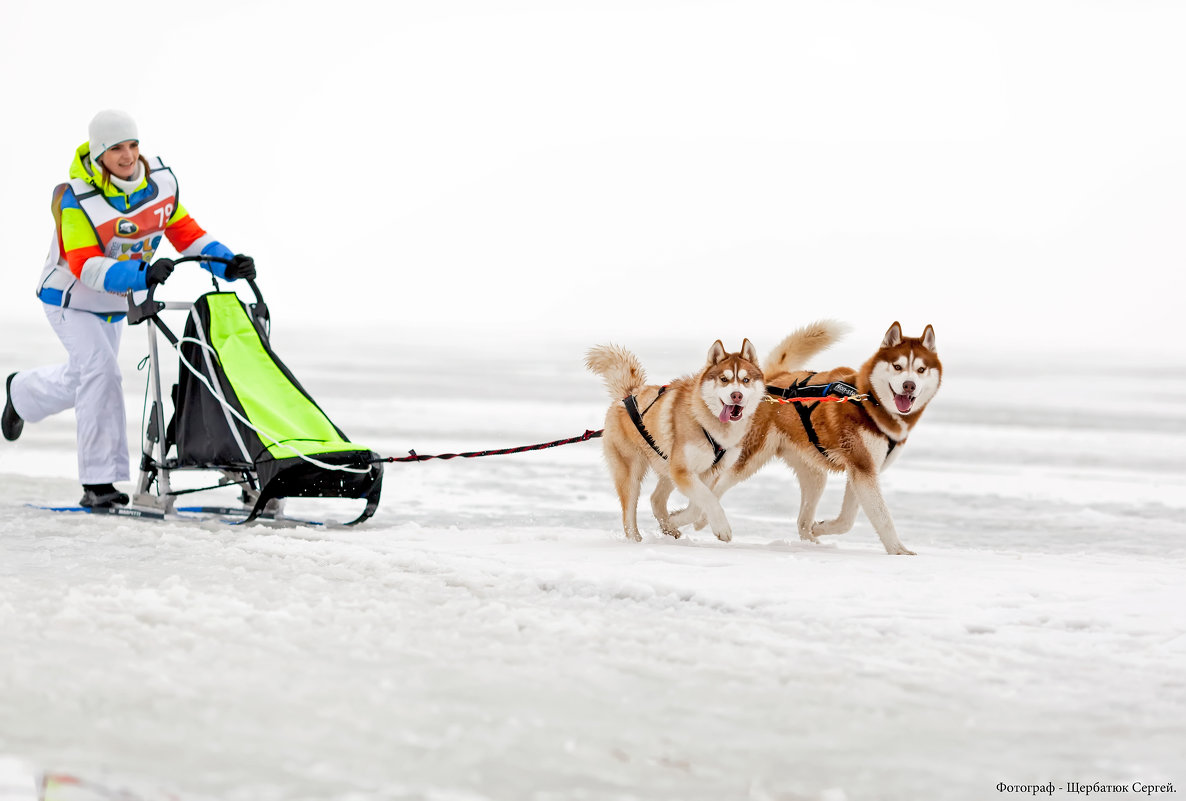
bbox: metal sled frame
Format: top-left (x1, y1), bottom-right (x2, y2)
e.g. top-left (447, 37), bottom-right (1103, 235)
top-left (129, 276), bottom-right (272, 516)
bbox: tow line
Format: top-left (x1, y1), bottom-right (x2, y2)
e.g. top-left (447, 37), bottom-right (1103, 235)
top-left (376, 429), bottom-right (603, 464)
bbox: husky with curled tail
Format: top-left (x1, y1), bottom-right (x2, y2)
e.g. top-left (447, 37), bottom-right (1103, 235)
top-left (585, 340), bottom-right (764, 542)
top-left (670, 320), bottom-right (942, 555)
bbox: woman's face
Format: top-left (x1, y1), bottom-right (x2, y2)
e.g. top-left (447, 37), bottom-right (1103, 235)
top-left (99, 141), bottom-right (140, 180)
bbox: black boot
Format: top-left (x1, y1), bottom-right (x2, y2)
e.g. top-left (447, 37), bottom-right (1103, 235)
top-left (2, 372), bottom-right (23, 441)
top-left (80, 484), bottom-right (130, 508)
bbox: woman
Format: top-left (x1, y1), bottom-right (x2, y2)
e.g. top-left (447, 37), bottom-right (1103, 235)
top-left (1, 109), bottom-right (257, 508)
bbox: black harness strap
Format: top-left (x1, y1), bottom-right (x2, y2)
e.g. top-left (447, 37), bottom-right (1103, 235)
top-left (622, 387), bottom-right (727, 467)
top-left (764, 379), bottom-right (861, 401)
top-left (703, 428), bottom-right (727, 467)
top-left (854, 395), bottom-right (902, 456)
top-left (766, 375), bottom-right (903, 458)
top-left (782, 375), bottom-right (831, 457)
top-left (623, 387), bottom-right (668, 460)
top-left (792, 400), bottom-right (829, 458)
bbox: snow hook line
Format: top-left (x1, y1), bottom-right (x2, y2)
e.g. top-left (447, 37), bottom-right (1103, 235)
top-left (377, 429), bottom-right (604, 464)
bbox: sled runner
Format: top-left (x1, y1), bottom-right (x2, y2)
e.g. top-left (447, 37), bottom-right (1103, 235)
top-left (27, 502), bottom-right (325, 526)
top-left (126, 258), bottom-right (383, 525)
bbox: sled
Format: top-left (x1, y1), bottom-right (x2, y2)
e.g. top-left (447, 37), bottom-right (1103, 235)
top-left (125, 257), bottom-right (383, 525)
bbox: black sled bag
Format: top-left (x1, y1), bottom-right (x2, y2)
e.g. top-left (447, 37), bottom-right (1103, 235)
top-left (168, 291), bottom-right (383, 523)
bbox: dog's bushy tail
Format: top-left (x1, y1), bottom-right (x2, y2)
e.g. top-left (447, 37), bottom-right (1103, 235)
top-left (585, 345), bottom-right (647, 400)
top-left (763, 319), bottom-right (851, 376)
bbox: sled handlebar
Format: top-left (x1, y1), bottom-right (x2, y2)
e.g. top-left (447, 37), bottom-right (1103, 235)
top-left (127, 255), bottom-right (267, 327)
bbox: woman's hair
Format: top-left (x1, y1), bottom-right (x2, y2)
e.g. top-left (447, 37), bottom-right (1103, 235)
top-left (95, 153), bottom-right (151, 189)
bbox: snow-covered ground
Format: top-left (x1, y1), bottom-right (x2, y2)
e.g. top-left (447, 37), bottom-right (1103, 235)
top-left (1, 318), bottom-right (1184, 801)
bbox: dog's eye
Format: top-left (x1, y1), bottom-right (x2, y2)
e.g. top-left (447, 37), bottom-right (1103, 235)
top-left (720, 376), bottom-right (730, 383)
top-left (893, 364), bottom-right (904, 372)
top-left (916, 366), bottom-right (925, 374)
top-left (742, 377), bottom-right (750, 384)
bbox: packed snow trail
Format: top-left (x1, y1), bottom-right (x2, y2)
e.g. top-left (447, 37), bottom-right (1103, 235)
top-left (2, 328), bottom-right (1184, 800)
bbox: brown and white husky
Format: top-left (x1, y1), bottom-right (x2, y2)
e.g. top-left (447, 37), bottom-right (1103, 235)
top-left (669, 321), bottom-right (942, 555)
top-left (585, 340), bottom-right (764, 543)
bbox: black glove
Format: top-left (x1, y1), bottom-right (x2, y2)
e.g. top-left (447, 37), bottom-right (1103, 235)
top-left (146, 258), bottom-right (175, 287)
top-left (225, 254), bottom-right (256, 281)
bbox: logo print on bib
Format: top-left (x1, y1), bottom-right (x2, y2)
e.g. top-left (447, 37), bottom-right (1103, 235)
top-left (116, 218), bottom-right (138, 236)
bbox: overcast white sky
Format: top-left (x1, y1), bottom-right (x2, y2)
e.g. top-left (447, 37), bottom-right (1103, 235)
top-left (2, 0), bottom-right (1183, 358)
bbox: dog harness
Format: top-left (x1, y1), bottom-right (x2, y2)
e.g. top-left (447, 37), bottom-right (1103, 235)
top-left (765, 376), bottom-right (901, 458)
top-left (622, 388), bottom-right (727, 467)
top-left (765, 379), bottom-right (863, 402)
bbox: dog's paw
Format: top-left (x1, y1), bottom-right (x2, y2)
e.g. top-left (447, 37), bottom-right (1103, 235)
top-left (714, 526), bottom-right (733, 543)
top-left (885, 543), bottom-right (916, 556)
top-left (625, 529), bottom-right (643, 543)
top-left (660, 524), bottom-right (682, 539)
top-left (811, 519), bottom-right (848, 537)
top-left (670, 507), bottom-right (708, 531)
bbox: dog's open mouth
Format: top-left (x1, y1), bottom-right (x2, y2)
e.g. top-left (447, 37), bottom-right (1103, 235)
top-left (719, 403), bottom-right (744, 423)
top-left (893, 393), bottom-right (915, 414)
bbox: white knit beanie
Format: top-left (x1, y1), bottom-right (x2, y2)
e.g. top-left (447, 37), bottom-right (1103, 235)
top-left (88, 109), bottom-right (139, 165)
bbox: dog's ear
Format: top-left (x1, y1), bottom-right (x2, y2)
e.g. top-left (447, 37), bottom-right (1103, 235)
top-left (707, 340), bottom-right (727, 364)
top-left (740, 338), bottom-right (759, 365)
top-left (921, 324), bottom-right (937, 353)
top-left (882, 322), bottom-right (903, 349)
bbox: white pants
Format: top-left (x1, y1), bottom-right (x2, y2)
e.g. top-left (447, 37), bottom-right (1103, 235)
top-left (10, 304), bottom-right (129, 484)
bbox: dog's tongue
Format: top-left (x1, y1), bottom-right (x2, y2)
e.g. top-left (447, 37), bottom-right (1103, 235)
top-left (720, 404), bottom-right (743, 423)
top-left (894, 394), bottom-right (913, 414)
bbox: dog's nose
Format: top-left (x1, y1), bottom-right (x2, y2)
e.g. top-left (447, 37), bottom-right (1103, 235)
top-left (730, 391), bottom-right (743, 404)
top-left (902, 380), bottom-right (916, 395)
